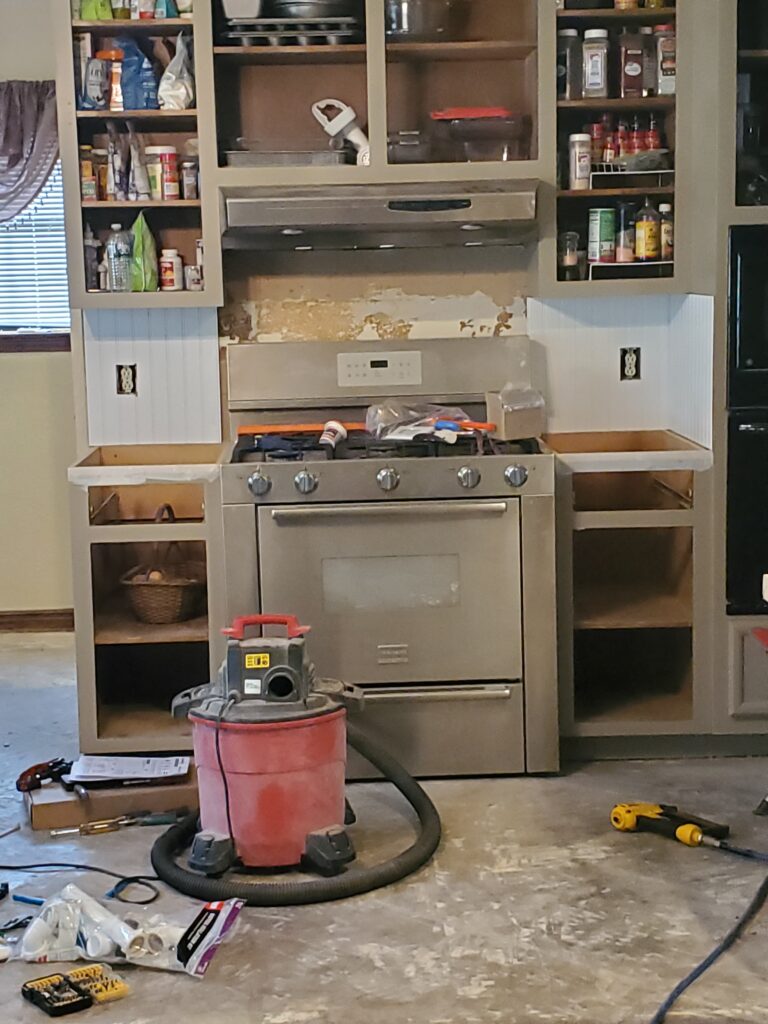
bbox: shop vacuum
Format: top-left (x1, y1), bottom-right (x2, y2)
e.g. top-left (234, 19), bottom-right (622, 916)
top-left (151, 615), bottom-right (442, 905)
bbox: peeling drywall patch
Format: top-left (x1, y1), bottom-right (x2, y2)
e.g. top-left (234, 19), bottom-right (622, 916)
top-left (219, 290), bottom-right (527, 344)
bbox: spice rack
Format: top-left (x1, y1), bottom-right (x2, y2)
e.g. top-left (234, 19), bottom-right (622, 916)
top-left (554, 4), bottom-right (677, 286)
top-left (55, 4), bottom-right (222, 307)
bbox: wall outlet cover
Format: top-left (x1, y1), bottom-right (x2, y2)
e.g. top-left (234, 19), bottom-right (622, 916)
top-left (620, 348), bottom-right (641, 381)
top-left (116, 364), bottom-right (138, 396)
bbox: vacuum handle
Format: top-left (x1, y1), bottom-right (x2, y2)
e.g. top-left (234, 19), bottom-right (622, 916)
top-left (222, 615), bottom-right (311, 640)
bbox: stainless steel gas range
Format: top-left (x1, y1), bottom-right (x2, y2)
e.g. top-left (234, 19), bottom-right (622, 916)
top-left (218, 337), bottom-right (559, 776)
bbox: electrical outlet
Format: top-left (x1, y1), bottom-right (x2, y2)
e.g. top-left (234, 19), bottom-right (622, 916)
top-left (620, 348), bottom-right (641, 381)
top-left (116, 364), bottom-right (137, 396)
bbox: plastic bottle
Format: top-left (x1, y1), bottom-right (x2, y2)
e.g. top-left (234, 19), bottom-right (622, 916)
top-left (659, 203), bottom-right (674, 261)
top-left (635, 198), bottom-right (661, 262)
top-left (160, 249), bottom-right (183, 291)
top-left (105, 223), bottom-right (133, 292)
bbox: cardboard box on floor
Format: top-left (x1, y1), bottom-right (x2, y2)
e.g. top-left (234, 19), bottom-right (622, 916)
top-left (25, 768), bottom-right (198, 830)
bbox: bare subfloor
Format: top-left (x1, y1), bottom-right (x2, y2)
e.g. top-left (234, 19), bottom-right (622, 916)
top-left (1, 633), bottom-right (768, 1022)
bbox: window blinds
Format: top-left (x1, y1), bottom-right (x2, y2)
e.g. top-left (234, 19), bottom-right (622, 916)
top-left (0, 161), bottom-right (71, 333)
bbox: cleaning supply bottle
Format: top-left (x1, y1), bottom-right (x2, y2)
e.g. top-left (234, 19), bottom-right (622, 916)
top-left (105, 223), bottom-right (133, 292)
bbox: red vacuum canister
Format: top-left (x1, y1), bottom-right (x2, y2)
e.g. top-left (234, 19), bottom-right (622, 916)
top-left (172, 615), bottom-right (358, 877)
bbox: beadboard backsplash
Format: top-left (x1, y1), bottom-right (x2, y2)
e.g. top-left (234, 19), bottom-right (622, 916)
top-left (83, 308), bottom-right (221, 446)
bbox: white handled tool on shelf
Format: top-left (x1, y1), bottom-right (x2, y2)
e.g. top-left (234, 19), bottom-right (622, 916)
top-left (311, 98), bottom-right (370, 166)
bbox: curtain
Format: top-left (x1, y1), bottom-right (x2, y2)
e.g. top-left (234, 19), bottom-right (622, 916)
top-left (0, 81), bottom-right (59, 224)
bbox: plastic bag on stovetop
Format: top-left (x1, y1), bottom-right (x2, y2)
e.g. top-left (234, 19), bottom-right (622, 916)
top-left (366, 401), bottom-right (469, 440)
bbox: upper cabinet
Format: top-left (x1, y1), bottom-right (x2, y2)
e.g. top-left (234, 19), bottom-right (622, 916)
top-left (208, 0), bottom-right (542, 185)
top-left (54, 1), bottom-right (223, 308)
top-left (551, 2), bottom-right (678, 293)
top-left (736, 0), bottom-right (768, 213)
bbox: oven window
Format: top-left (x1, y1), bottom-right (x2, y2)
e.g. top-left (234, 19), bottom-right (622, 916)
top-left (322, 555), bottom-right (460, 612)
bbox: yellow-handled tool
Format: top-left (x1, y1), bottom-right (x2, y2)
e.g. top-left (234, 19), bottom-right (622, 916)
top-left (611, 803), bottom-right (730, 847)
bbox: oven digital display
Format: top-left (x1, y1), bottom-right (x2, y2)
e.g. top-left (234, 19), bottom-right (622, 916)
top-left (370, 359), bottom-right (389, 369)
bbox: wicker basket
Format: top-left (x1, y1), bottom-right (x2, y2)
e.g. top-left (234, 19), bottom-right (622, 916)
top-left (120, 505), bottom-right (206, 625)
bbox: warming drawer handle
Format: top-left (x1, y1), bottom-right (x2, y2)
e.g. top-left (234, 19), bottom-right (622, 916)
top-left (270, 501), bottom-right (510, 523)
top-left (363, 686), bottom-right (515, 704)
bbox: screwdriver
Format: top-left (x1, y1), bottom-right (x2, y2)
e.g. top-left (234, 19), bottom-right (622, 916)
top-left (50, 810), bottom-right (187, 838)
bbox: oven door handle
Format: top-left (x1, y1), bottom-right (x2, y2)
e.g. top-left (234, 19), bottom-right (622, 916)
top-left (362, 685), bottom-right (516, 704)
top-left (270, 501), bottom-right (510, 523)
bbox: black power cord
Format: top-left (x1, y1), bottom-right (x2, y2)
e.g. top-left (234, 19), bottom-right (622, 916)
top-left (214, 697), bottom-right (237, 848)
top-left (0, 862), bottom-right (160, 904)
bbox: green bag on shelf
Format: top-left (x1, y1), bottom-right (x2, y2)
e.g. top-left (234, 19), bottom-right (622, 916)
top-left (80, 0), bottom-right (113, 18)
top-left (130, 212), bottom-right (159, 293)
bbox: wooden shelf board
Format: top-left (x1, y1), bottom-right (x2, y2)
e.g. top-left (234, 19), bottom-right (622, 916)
top-left (557, 8), bottom-right (676, 20)
top-left (73, 18), bottom-right (191, 30)
top-left (575, 583), bottom-right (692, 630)
top-left (387, 40), bottom-right (537, 62)
top-left (98, 705), bottom-right (193, 742)
top-left (76, 109), bottom-right (197, 119)
top-left (738, 50), bottom-right (768, 60)
top-left (213, 43), bottom-right (366, 64)
top-left (558, 186), bottom-right (675, 198)
top-left (575, 685), bottom-right (693, 727)
top-left (95, 603), bottom-right (208, 645)
top-left (82, 200), bottom-right (201, 208)
top-left (558, 97), bottom-right (675, 110)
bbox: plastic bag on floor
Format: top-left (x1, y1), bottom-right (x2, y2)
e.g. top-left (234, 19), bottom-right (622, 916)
top-left (18, 885), bottom-right (243, 977)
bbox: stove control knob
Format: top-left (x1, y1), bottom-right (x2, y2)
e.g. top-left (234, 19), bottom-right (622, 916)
top-left (376, 467), bottom-right (400, 493)
top-left (247, 470), bottom-right (272, 497)
top-left (457, 466), bottom-right (481, 490)
top-left (504, 464), bottom-right (529, 488)
top-left (294, 469), bottom-right (319, 495)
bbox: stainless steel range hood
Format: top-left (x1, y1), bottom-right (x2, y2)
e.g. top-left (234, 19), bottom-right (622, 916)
top-left (222, 180), bottom-right (538, 251)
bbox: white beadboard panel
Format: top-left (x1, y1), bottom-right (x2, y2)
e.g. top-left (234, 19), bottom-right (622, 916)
top-left (83, 308), bottom-right (221, 446)
top-left (667, 294), bottom-right (715, 448)
top-left (528, 296), bottom-right (672, 433)
top-left (528, 295), bottom-right (714, 443)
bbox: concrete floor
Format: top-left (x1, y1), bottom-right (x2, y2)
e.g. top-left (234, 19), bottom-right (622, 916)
top-left (1, 635), bottom-right (768, 1022)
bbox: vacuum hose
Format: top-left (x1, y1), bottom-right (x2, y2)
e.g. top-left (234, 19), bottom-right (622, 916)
top-left (150, 721), bottom-right (442, 905)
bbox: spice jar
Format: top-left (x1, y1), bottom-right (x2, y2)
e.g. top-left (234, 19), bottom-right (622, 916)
top-left (92, 149), bottom-right (109, 201)
top-left (558, 232), bottom-right (582, 282)
top-left (615, 203), bottom-right (636, 263)
top-left (619, 31), bottom-right (645, 99)
top-left (583, 29), bottom-right (609, 99)
top-left (160, 249), bottom-right (184, 291)
top-left (569, 133), bottom-right (592, 190)
top-left (614, 0), bottom-right (638, 9)
top-left (180, 159), bottom-right (199, 200)
top-left (639, 26), bottom-right (656, 97)
top-left (79, 145), bottom-right (97, 202)
top-left (659, 203), bottom-right (674, 261)
top-left (655, 24), bottom-right (676, 96)
top-left (557, 29), bottom-right (582, 101)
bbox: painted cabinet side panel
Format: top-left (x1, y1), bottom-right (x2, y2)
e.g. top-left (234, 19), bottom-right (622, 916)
top-left (83, 309), bottom-right (222, 445)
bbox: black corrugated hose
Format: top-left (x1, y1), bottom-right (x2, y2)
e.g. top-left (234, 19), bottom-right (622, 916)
top-left (150, 720), bottom-right (442, 905)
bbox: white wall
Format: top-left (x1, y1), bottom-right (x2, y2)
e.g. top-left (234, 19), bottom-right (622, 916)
top-left (0, 1), bottom-right (75, 613)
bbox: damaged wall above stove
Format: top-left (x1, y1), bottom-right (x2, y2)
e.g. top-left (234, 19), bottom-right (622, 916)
top-left (220, 247), bottom-right (529, 345)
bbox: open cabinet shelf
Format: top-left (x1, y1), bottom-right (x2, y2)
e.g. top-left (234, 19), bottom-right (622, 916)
top-left (556, 8), bottom-right (676, 22)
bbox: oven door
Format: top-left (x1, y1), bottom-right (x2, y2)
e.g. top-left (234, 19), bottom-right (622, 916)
top-left (257, 499), bottom-right (522, 684)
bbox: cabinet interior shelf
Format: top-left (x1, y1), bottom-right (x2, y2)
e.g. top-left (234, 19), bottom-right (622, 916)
top-left (94, 602), bottom-right (208, 645)
top-left (558, 97), bottom-right (675, 110)
top-left (558, 186), bottom-right (675, 198)
top-left (213, 43), bottom-right (366, 64)
top-left (72, 18), bottom-right (191, 31)
top-left (556, 8), bottom-right (676, 20)
top-left (76, 109), bottom-right (198, 120)
top-left (98, 705), bottom-right (192, 744)
top-left (738, 50), bottom-right (768, 59)
top-left (82, 200), bottom-right (201, 208)
top-left (575, 583), bottom-right (691, 630)
top-left (387, 39), bottom-right (537, 61)
top-left (212, 39), bottom-right (536, 65)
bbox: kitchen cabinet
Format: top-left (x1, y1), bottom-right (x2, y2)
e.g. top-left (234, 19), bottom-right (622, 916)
top-left (52, 4), bottom-right (223, 308)
top-left (69, 445), bottom-right (228, 753)
top-left (547, 431), bottom-right (714, 754)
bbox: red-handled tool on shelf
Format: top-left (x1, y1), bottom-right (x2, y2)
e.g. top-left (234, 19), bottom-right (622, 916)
top-left (221, 614), bottom-right (311, 640)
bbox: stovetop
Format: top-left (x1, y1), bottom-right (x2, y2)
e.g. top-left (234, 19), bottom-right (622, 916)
top-left (232, 430), bottom-right (541, 465)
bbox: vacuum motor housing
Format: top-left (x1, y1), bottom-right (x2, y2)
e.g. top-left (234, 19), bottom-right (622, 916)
top-left (172, 615), bottom-right (353, 873)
